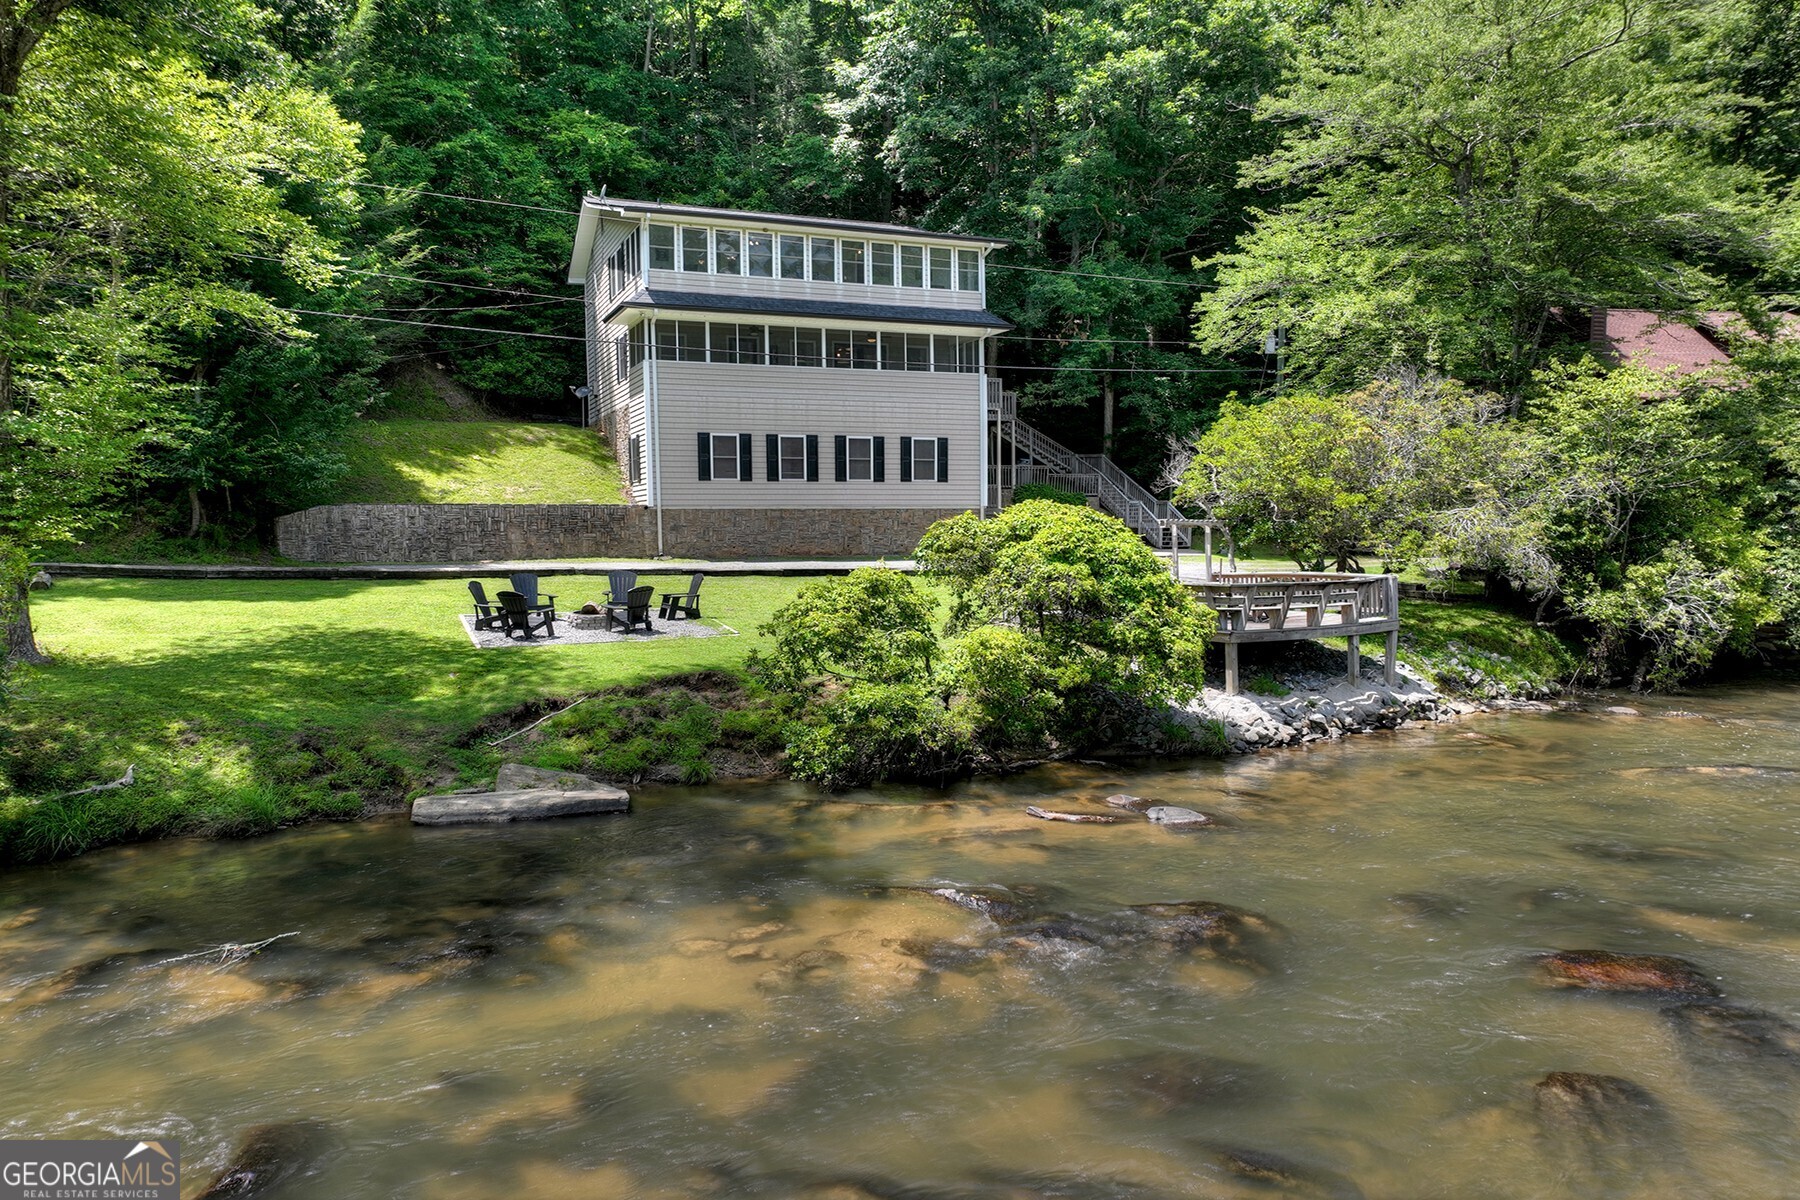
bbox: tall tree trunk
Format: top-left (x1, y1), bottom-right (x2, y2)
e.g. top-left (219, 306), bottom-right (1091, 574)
top-left (4, 577), bottom-right (46, 666)
top-left (1101, 376), bottom-right (1114, 457)
top-left (186, 485), bottom-right (203, 536)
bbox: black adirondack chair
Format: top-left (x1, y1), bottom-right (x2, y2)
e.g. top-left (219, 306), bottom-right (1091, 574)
top-left (497, 590), bottom-right (557, 639)
top-left (658, 572), bottom-right (705, 619)
top-left (606, 570), bottom-right (638, 605)
top-left (508, 572), bottom-right (557, 615)
top-left (605, 584), bottom-right (655, 633)
top-left (468, 581), bottom-right (504, 631)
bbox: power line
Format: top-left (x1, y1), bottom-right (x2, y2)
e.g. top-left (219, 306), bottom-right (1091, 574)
top-left (280, 308), bottom-right (585, 341)
top-left (996, 363), bottom-right (1250, 374)
top-left (998, 333), bottom-right (1197, 347)
top-left (374, 297), bottom-right (571, 314)
top-left (234, 253), bottom-right (581, 304)
top-left (987, 261), bottom-right (1209, 288)
top-left (336, 179), bottom-right (580, 216)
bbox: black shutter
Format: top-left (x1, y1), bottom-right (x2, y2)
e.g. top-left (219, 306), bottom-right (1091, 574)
top-left (738, 433), bottom-right (752, 482)
top-left (805, 435), bottom-right (819, 482)
top-left (899, 436), bottom-right (913, 483)
top-left (937, 437), bottom-right (950, 483)
top-left (766, 434), bottom-right (779, 482)
top-left (872, 436), bottom-right (885, 483)
top-left (697, 431), bottom-right (711, 481)
top-left (834, 435), bottom-right (848, 482)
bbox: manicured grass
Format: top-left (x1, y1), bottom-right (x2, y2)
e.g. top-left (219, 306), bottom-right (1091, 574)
top-left (335, 419), bottom-right (625, 504)
top-left (1, 575), bottom-right (807, 860)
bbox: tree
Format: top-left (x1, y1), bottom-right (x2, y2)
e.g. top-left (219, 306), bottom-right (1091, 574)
top-left (1196, 0), bottom-right (1775, 403)
top-left (1177, 372), bottom-right (1517, 571)
top-left (0, 0), bottom-right (362, 666)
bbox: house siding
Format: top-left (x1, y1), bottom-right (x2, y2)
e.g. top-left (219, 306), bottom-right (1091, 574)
top-left (650, 361), bottom-right (985, 511)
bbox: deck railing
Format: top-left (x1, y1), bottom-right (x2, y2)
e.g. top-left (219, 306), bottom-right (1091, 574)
top-left (1190, 572), bottom-right (1399, 635)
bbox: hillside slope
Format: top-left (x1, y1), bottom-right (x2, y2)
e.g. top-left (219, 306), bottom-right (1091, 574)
top-left (335, 420), bottom-right (625, 505)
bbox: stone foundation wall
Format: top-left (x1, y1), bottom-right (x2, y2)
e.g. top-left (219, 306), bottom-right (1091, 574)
top-left (275, 504), bottom-right (969, 562)
top-left (658, 508), bottom-right (967, 559)
top-left (276, 505), bottom-right (657, 563)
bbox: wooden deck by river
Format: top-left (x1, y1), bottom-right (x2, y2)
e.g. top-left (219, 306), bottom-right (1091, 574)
top-left (1180, 571), bottom-right (1402, 695)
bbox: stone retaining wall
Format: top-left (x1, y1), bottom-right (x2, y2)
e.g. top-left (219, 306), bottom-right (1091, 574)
top-left (275, 504), bottom-right (970, 563)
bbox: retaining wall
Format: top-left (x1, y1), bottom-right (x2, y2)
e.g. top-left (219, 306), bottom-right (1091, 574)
top-left (274, 504), bottom-right (968, 563)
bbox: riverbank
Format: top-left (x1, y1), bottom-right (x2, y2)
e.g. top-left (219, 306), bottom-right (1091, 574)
top-left (3, 579), bottom-right (1577, 864)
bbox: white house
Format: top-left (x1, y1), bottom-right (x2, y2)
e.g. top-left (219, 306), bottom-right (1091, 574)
top-left (566, 195), bottom-right (1012, 557)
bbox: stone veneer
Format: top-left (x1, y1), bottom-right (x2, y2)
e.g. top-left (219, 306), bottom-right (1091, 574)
top-left (275, 504), bottom-right (968, 563)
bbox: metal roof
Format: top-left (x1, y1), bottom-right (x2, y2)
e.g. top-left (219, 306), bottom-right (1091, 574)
top-left (582, 195), bottom-right (1009, 248)
top-left (602, 289), bottom-right (1013, 332)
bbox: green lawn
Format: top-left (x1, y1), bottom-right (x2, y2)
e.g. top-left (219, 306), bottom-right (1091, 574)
top-left (2, 575), bottom-right (807, 861)
top-left (335, 419), bottom-right (625, 504)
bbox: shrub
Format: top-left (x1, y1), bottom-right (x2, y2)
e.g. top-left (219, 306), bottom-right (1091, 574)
top-left (785, 682), bottom-right (972, 788)
top-left (1011, 482), bottom-right (1089, 507)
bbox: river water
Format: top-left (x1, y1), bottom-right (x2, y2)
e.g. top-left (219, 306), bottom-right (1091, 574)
top-left (3, 683), bottom-right (1798, 1199)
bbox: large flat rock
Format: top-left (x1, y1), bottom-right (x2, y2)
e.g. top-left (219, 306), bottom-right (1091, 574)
top-left (411, 786), bottom-right (630, 826)
top-left (495, 763), bottom-right (605, 791)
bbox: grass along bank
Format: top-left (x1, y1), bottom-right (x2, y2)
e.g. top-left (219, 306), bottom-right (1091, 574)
top-left (2, 576), bottom-right (804, 862)
top-left (3, 580), bottom-right (1580, 865)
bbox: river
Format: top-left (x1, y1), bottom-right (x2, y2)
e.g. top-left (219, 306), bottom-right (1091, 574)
top-left (2, 682), bottom-right (1798, 1199)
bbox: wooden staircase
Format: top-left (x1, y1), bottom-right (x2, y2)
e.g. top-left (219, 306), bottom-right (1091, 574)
top-left (987, 383), bottom-right (1192, 549)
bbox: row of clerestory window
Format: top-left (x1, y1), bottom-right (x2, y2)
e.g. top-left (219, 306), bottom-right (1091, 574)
top-left (696, 433), bottom-right (950, 484)
top-left (649, 225), bottom-right (982, 291)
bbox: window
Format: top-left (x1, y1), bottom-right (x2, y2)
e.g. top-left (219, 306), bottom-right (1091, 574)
top-left (709, 323), bottom-right (737, 364)
top-left (880, 332), bottom-right (905, 371)
top-left (649, 224), bottom-right (675, 270)
top-left (811, 237), bottom-right (836, 282)
top-left (614, 335), bottom-right (628, 378)
top-left (681, 227), bottom-right (709, 272)
top-left (904, 332), bottom-right (931, 371)
top-left (629, 324), bottom-right (646, 365)
top-left (900, 245), bottom-right (924, 287)
top-left (714, 229), bottom-right (742, 275)
top-left (794, 327), bottom-right (823, 367)
top-left (933, 334), bottom-right (959, 372)
top-left (768, 326), bottom-right (796, 366)
top-left (826, 328), bottom-right (853, 368)
top-left (778, 434), bottom-right (807, 481)
top-left (735, 324), bottom-right (765, 365)
top-left (710, 433), bottom-right (741, 481)
top-left (929, 246), bottom-right (952, 289)
top-left (628, 435), bottom-right (643, 485)
top-left (841, 241), bottom-right (866, 284)
top-left (747, 232), bottom-right (774, 277)
top-left (676, 320), bottom-right (706, 362)
top-left (852, 330), bottom-right (878, 369)
top-left (871, 242), bottom-right (896, 286)
top-left (846, 435), bottom-right (873, 482)
top-left (958, 335), bottom-right (979, 373)
top-left (911, 436), bottom-right (938, 482)
top-left (779, 234), bottom-right (806, 279)
top-left (654, 322), bottom-right (678, 360)
top-left (957, 249), bottom-right (980, 291)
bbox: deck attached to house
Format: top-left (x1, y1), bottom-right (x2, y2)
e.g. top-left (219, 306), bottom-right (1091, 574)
top-left (1183, 572), bottom-right (1402, 695)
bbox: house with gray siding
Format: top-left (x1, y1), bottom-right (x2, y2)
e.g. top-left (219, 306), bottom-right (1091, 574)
top-left (567, 195), bottom-right (1010, 556)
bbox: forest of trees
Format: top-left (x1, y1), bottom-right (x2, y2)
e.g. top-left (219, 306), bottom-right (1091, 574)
top-left (2, 0), bottom-right (1797, 679)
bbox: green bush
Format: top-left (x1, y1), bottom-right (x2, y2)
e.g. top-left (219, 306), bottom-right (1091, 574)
top-left (785, 682), bottom-right (972, 788)
top-left (1011, 482), bottom-right (1090, 507)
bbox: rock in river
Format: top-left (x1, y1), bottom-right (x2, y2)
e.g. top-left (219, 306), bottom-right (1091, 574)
top-left (1533, 1072), bottom-right (1669, 1145)
top-left (1536, 950), bottom-right (1721, 997)
top-left (1128, 901), bottom-right (1282, 965)
top-left (196, 1121), bottom-right (334, 1198)
top-left (1143, 806), bottom-right (1216, 828)
top-left (1663, 1002), bottom-right (1800, 1064)
top-left (908, 884), bottom-right (1037, 925)
top-left (1084, 1051), bottom-right (1263, 1115)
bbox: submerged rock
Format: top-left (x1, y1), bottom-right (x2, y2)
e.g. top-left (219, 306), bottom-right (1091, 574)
top-left (1532, 1072), bottom-right (1670, 1145)
top-left (195, 1121), bottom-right (334, 1199)
top-left (1568, 841), bottom-right (1710, 865)
top-left (1128, 901), bottom-right (1282, 966)
top-left (909, 885), bottom-right (1037, 925)
top-left (1201, 1145), bottom-right (1365, 1199)
top-left (1084, 1051), bottom-right (1263, 1115)
top-left (1663, 1002), bottom-right (1800, 1064)
top-left (1103, 793), bottom-right (1155, 812)
top-left (1387, 892), bottom-right (1469, 921)
top-left (1143, 806), bottom-right (1216, 828)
